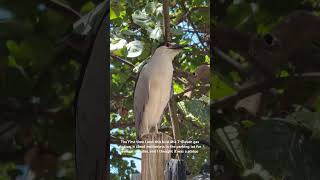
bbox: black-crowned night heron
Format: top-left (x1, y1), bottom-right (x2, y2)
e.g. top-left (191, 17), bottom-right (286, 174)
top-left (134, 42), bottom-right (183, 139)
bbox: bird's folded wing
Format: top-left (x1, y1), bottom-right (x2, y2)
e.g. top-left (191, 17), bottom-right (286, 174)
top-left (134, 66), bottom-right (150, 136)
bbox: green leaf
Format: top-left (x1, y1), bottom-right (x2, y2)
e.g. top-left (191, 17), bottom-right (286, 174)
top-left (285, 112), bottom-right (320, 139)
top-left (204, 55), bottom-right (210, 64)
top-left (171, 27), bottom-right (184, 36)
top-left (7, 56), bottom-right (17, 67)
top-left (6, 40), bottom-right (19, 53)
top-left (173, 83), bottom-right (184, 94)
top-left (149, 25), bottom-right (162, 40)
top-left (132, 10), bottom-right (153, 31)
top-left (279, 70), bottom-right (289, 77)
top-left (80, 1), bottom-right (96, 14)
top-left (110, 8), bottom-right (118, 20)
top-left (214, 126), bottom-right (247, 168)
top-left (110, 38), bottom-right (127, 52)
top-left (241, 120), bottom-right (255, 128)
top-left (224, 2), bottom-right (252, 28)
top-left (245, 119), bottom-right (320, 178)
top-left (145, 2), bottom-right (157, 14)
top-left (211, 75), bottom-right (235, 100)
top-left (155, 4), bottom-right (163, 17)
top-left (126, 40), bottom-right (144, 58)
top-left (178, 100), bottom-right (209, 123)
top-left (229, 71), bottom-right (241, 82)
top-left (179, 39), bottom-right (191, 46)
top-left (121, 29), bottom-right (136, 36)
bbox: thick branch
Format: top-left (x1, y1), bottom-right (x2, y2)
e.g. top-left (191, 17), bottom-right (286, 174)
top-left (163, 0), bottom-right (171, 42)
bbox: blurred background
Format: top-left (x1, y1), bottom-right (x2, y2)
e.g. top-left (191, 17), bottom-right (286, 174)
top-left (0, 0), bottom-right (105, 179)
top-left (212, 0), bottom-right (320, 180)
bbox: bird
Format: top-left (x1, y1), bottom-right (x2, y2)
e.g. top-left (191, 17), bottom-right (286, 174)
top-left (134, 42), bottom-right (183, 139)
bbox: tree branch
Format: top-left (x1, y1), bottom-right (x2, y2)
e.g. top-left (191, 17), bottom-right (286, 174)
top-left (111, 151), bottom-right (141, 160)
top-left (175, 84), bottom-right (209, 99)
top-left (213, 47), bottom-right (247, 75)
top-left (169, 95), bottom-right (182, 159)
top-left (211, 73), bottom-right (320, 109)
top-left (174, 7), bottom-right (208, 25)
top-left (180, 2), bottom-right (207, 50)
top-left (46, 0), bottom-right (81, 19)
top-left (111, 121), bottom-right (135, 129)
top-left (163, 0), bottom-right (171, 42)
top-left (111, 55), bottom-right (135, 68)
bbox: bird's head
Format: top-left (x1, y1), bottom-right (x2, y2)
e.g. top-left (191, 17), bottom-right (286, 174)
top-left (156, 42), bottom-right (184, 60)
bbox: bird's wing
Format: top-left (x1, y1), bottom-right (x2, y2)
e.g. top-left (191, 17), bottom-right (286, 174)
top-left (133, 65), bottom-right (149, 138)
top-left (158, 84), bottom-right (173, 125)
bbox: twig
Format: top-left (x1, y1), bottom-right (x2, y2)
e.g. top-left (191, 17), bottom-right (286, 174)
top-left (47, 0), bottom-right (81, 19)
top-left (189, 20), bottom-right (206, 48)
top-left (111, 55), bottom-right (135, 67)
top-left (213, 47), bottom-right (247, 75)
top-left (180, 2), bottom-right (208, 50)
top-left (175, 84), bottom-right (210, 98)
top-left (174, 7), bottom-right (208, 25)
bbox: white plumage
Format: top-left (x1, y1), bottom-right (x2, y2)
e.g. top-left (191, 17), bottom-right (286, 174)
top-left (134, 43), bottom-right (182, 139)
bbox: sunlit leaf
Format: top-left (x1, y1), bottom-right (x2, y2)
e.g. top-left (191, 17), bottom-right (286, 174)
top-left (132, 10), bottom-right (153, 31)
top-left (110, 38), bottom-right (127, 52)
top-left (110, 8), bottom-right (118, 20)
top-left (145, 2), bottom-right (157, 14)
top-left (126, 40), bottom-right (144, 58)
top-left (149, 25), bottom-right (162, 40)
top-left (173, 83), bottom-right (184, 94)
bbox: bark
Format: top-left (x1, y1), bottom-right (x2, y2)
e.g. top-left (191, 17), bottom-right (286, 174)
top-left (141, 133), bottom-right (172, 180)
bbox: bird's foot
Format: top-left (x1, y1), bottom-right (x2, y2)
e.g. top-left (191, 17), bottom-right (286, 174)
top-left (140, 133), bottom-right (149, 139)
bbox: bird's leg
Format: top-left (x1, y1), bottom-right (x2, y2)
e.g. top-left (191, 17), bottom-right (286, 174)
top-left (141, 133), bottom-right (148, 139)
top-left (155, 124), bottom-right (158, 134)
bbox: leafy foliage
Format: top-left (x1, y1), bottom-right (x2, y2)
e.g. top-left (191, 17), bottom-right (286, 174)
top-left (110, 0), bottom-right (209, 178)
top-left (213, 0), bottom-right (320, 179)
top-left (0, 0), bottom-right (104, 179)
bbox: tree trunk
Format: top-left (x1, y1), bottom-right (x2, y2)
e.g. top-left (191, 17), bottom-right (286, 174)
top-left (141, 133), bottom-right (172, 180)
top-left (131, 173), bottom-right (141, 180)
